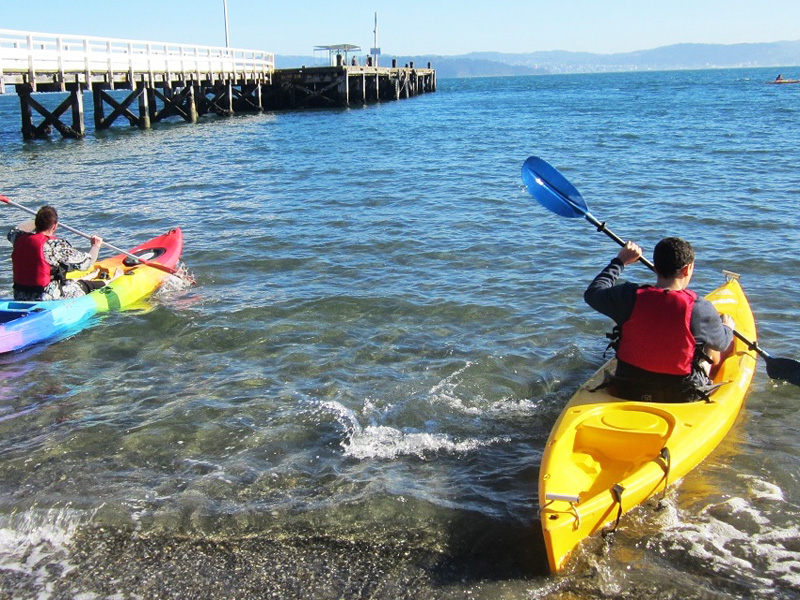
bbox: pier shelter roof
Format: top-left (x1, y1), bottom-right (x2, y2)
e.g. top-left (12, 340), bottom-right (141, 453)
top-left (314, 44), bottom-right (362, 65)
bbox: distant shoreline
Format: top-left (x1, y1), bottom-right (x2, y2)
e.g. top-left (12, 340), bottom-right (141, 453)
top-left (277, 40), bottom-right (800, 79)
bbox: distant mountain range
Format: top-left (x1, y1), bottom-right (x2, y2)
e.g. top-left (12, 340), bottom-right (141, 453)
top-left (276, 40), bottom-right (800, 78)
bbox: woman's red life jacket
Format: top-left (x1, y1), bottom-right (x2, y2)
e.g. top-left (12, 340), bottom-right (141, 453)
top-left (616, 286), bottom-right (698, 376)
top-left (11, 232), bottom-right (53, 288)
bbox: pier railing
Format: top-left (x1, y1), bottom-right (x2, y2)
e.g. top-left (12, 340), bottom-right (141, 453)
top-left (0, 28), bottom-right (275, 93)
top-left (0, 29), bottom-right (434, 140)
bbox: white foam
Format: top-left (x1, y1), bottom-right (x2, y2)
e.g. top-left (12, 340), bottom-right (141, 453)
top-left (312, 398), bottom-right (510, 460)
top-left (343, 424), bottom-right (509, 460)
top-left (307, 361), bottom-right (527, 462)
top-left (313, 399), bottom-right (361, 437)
top-left (427, 361), bottom-right (545, 417)
top-left (659, 490), bottom-right (800, 594)
top-left (419, 362), bottom-right (485, 415)
top-left (713, 495), bottom-right (771, 527)
top-left (737, 473), bottom-right (785, 502)
top-left (153, 262), bottom-right (195, 296)
top-left (0, 507), bottom-right (82, 599)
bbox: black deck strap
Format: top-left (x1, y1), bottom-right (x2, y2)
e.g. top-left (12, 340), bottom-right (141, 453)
top-left (696, 349), bottom-right (714, 366)
top-left (602, 483), bottom-right (626, 538)
top-left (696, 381), bottom-right (728, 403)
top-left (588, 370), bottom-right (615, 393)
top-left (656, 447), bottom-right (672, 510)
top-left (602, 326), bottom-right (621, 359)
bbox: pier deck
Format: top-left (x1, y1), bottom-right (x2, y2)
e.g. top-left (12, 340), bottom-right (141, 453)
top-left (0, 29), bottom-right (435, 140)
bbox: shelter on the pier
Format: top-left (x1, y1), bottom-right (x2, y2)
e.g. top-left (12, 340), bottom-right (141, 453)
top-left (314, 44), bottom-right (362, 67)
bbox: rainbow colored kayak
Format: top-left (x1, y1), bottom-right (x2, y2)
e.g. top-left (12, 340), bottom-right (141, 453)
top-left (538, 273), bottom-right (757, 573)
top-left (0, 228), bottom-right (183, 354)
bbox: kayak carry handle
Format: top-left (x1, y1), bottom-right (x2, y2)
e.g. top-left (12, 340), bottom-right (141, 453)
top-left (722, 270), bottom-right (741, 281)
top-left (545, 493), bottom-right (581, 503)
top-left (542, 493), bottom-right (582, 529)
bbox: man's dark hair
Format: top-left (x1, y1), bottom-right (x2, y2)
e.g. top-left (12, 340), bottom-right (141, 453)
top-left (653, 237), bottom-right (694, 278)
top-left (34, 206), bottom-right (58, 232)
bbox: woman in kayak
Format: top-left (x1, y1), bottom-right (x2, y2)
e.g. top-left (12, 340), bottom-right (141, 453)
top-left (7, 205), bottom-right (105, 301)
top-left (584, 237), bottom-right (734, 402)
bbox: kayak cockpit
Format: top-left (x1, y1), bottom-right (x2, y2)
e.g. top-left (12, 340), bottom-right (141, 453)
top-left (0, 303), bottom-right (45, 324)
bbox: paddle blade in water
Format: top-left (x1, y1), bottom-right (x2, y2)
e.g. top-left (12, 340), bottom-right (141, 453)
top-left (765, 356), bottom-right (800, 386)
top-left (521, 156), bottom-right (588, 219)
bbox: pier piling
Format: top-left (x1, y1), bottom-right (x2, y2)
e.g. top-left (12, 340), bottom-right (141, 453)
top-left (1, 29), bottom-right (436, 140)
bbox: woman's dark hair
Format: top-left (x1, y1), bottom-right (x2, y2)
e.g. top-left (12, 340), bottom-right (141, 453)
top-left (653, 237), bottom-right (694, 278)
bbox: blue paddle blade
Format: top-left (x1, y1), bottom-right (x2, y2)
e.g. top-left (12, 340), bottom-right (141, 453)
top-left (521, 156), bottom-right (589, 219)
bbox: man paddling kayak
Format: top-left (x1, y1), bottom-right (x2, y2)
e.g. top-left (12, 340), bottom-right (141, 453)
top-left (7, 205), bottom-right (106, 301)
top-left (584, 237), bottom-right (734, 402)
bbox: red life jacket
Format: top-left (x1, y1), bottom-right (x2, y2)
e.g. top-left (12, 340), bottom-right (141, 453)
top-left (12, 232), bottom-right (53, 289)
top-left (617, 286), bottom-right (698, 376)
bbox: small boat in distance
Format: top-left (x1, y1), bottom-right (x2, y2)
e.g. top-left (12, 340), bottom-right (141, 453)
top-left (767, 74), bottom-right (800, 84)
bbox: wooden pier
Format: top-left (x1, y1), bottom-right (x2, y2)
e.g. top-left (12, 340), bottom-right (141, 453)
top-left (270, 61), bottom-right (435, 109)
top-left (0, 29), bottom-right (436, 140)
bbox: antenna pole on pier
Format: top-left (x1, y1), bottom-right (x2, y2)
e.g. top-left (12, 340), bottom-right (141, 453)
top-left (223, 0), bottom-right (230, 47)
top-left (371, 12), bottom-right (380, 68)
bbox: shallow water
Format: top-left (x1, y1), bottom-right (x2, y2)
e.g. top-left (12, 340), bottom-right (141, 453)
top-left (0, 67), bottom-right (798, 599)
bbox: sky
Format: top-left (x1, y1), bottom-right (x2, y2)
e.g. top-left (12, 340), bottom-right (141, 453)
top-left (3, 0), bottom-right (800, 57)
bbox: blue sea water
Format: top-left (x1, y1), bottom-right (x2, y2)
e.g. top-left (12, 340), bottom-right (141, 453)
top-left (0, 67), bottom-right (799, 599)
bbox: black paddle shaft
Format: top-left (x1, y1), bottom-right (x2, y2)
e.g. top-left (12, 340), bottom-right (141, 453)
top-left (584, 213), bottom-right (656, 272)
top-left (732, 330), bottom-right (800, 385)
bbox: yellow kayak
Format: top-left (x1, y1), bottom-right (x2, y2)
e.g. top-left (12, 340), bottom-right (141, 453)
top-left (538, 272), bottom-right (757, 573)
